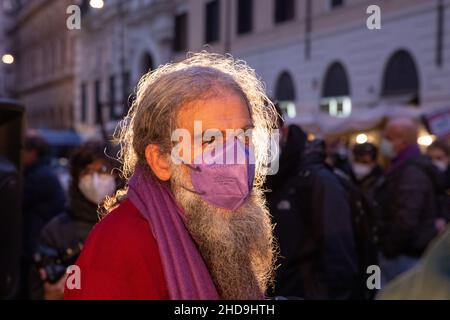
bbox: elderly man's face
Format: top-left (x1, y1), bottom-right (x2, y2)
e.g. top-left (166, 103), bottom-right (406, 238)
top-left (175, 89), bottom-right (253, 167)
top-left (384, 124), bottom-right (407, 155)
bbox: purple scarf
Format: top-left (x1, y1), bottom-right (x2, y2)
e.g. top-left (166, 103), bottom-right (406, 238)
top-left (387, 144), bottom-right (421, 175)
top-left (127, 165), bottom-right (220, 300)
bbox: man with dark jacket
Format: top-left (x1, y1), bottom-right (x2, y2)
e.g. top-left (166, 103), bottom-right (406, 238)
top-left (377, 118), bottom-right (440, 284)
top-left (265, 123), bottom-right (306, 297)
top-left (21, 134), bottom-right (66, 298)
top-left (23, 134), bottom-right (66, 258)
top-left (0, 157), bottom-right (21, 299)
top-left (266, 121), bottom-right (358, 299)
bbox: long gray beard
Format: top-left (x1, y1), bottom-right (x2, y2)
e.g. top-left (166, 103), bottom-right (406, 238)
top-left (170, 166), bottom-right (276, 300)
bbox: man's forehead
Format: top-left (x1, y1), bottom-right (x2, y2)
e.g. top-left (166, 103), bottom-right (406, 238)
top-left (176, 94), bottom-right (252, 131)
top-left (385, 123), bottom-right (402, 136)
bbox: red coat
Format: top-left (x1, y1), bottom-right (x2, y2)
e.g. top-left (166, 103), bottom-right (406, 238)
top-left (64, 199), bottom-right (170, 300)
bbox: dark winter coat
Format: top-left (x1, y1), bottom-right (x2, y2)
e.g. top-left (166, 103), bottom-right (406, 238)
top-left (23, 158), bottom-right (66, 260)
top-left (29, 187), bottom-right (98, 299)
top-left (266, 136), bottom-right (359, 300)
top-left (377, 148), bottom-right (440, 259)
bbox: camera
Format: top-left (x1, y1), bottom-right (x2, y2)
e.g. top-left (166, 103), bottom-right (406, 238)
top-left (33, 242), bottom-right (83, 284)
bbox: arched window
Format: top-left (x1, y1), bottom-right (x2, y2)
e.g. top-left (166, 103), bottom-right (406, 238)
top-left (320, 62), bottom-right (351, 117)
top-left (275, 71), bottom-right (297, 118)
top-left (382, 50), bottom-right (420, 105)
top-left (140, 52), bottom-right (154, 77)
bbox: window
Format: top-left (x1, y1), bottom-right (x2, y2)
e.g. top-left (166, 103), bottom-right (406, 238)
top-left (436, 1), bottom-right (444, 67)
top-left (330, 0), bottom-right (344, 9)
top-left (109, 75), bottom-right (115, 119)
top-left (274, 0), bottom-right (295, 24)
top-left (305, 0), bottom-right (312, 60)
top-left (173, 13), bottom-right (188, 52)
top-left (382, 50), bottom-right (420, 105)
top-left (275, 71), bottom-right (297, 118)
top-left (140, 52), bottom-right (154, 78)
top-left (237, 0), bottom-right (253, 35)
top-left (94, 80), bottom-right (102, 124)
top-left (80, 83), bottom-right (87, 122)
top-left (205, 0), bottom-right (220, 43)
top-left (80, 0), bottom-right (90, 15)
top-left (320, 62), bottom-right (352, 117)
top-left (68, 104), bottom-right (74, 128)
top-left (122, 71), bottom-right (132, 112)
top-left (60, 38), bottom-right (66, 68)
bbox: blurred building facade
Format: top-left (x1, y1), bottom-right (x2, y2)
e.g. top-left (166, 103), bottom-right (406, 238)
top-left (2, 0), bottom-right (449, 137)
top-left (0, 3), bottom-right (10, 97)
top-left (4, 0), bottom-right (76, 130)
top-left (73, 0), bottom-right (450, 137)
top-left (73, 0), bottom-right (174, 138)
top-left (174, 0), bottom-right (450, 129)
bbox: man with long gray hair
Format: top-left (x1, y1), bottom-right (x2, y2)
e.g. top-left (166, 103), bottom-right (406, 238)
top-left (64, 52), bottom-right (278, 300)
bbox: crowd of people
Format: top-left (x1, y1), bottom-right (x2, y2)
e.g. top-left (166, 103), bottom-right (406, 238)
top-left (12, 53), bottom-right (450, 300)
top-left (268, 113), bottom-right (450, 299)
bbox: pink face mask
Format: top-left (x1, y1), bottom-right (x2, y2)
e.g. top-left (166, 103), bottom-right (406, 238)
top-left (187, 137), bottom-right (255, 210)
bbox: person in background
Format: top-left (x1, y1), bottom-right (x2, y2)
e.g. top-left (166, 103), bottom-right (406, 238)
top-left (264, 106), bottom-right (307, 298)
top-left (351, 143), bottom-right (383, 197)
top-left (325, 139), bottom-right (353, 179)
top-left (426, 140), bottom-right (450, 229)
top-left (377, 118), bottom-right (440, 284)
top-left (264, 104), bottom-right (306, 212)
top-left (20, 133), bottom-right (66, 299)
top-left (427, 140), bottom-right (450, 188)
top-left (0, 156), bottom-right (21, 299)
top-left (266, 106), bottom-right (359, 299)
top-left (30, 140), bottom-right (119, 300)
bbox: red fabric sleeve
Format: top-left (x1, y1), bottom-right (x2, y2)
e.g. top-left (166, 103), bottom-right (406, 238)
top-left (64, 200), bottom-right (170, 300)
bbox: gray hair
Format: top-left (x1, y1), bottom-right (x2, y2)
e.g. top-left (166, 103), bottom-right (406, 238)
top-left (103, 52), bottom-right (276, 214)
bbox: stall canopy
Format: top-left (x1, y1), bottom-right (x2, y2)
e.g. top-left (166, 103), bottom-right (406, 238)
top-left (297, 104), bottom-right (441, 138)
top-left (36, 128), bottom-right (82, 147)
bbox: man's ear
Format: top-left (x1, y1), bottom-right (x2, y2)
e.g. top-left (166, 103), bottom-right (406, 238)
top-left (145, 144), bottom-right (172, 181)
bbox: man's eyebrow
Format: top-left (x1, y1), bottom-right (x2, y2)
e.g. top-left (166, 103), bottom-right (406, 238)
top-left (200, 125), bottom-right (254, 136)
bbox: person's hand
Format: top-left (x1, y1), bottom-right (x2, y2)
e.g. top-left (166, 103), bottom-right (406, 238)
top-left (39, 269), bottom-right (67, 300)
top-left (435, 218), bottom-right (447, 234)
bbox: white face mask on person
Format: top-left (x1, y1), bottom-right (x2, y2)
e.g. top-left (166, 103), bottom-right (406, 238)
top-left (352, 163), bottom-right (374, 180)
top-left (432, 160), bottom-right (448, 172)
top-left (78, 173), bottom-right (116, 204)
top-left (380, 138), bottom-right (396, 159)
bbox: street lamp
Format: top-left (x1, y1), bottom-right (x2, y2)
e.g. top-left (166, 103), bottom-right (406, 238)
top-left (356, 133), bottom-right (368, 144)
top-left (89, 0), bottom-right (104, 9)
top-left (1, 54), bottom-right (14, 65)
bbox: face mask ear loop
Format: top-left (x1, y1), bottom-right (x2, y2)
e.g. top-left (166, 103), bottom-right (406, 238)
top-left (170, 154), bottom-right (206, 195)
top-left (184, 163), bottom-right (201, 172)
top-left (180, 184), bottom-right (206, 195)
top-left (171, 152), bottom-right (202, 172)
